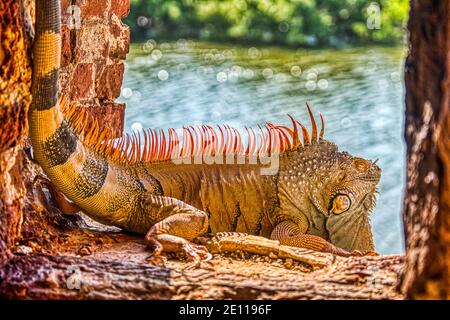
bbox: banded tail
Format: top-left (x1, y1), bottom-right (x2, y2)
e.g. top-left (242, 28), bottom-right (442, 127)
top-left (29, 0), bottom-right (137, 227)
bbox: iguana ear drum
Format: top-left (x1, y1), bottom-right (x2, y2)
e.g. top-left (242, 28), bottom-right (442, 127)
top-left (329, 194), bottom-right (351, 215)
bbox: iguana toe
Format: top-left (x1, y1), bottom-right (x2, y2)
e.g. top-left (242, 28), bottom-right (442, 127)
top-left (350, 250), bottom-right (364, 256)
top-left (182, 244), bottom-right (212, 270)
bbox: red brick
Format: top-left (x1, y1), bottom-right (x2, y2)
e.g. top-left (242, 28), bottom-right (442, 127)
top-left (111, 0), bottom-right (130, 19)
top-left (109, 15), bottom-right (130, 59)
top-left (74, 23), bottom-right (109, 63)
top-left (75, 0), bottom-right (108, 18)
top-left (61, 24), bottom-right (71, 67)
top-left (80, 103), bottom-right (125, 137)
top-left (70, 63), bottom-right (94, 100)
top-left (95, 62), bottom-right (124, 100)
top-left (58, 66), bottom-right (72, 95)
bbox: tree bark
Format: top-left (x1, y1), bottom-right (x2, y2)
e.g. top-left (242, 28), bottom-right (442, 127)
top-left (400, 0), bottom-right (450, 299)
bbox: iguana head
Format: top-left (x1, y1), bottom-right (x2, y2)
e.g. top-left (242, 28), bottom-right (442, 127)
top-left (316, 152), bottom-right (381, 253)
top-left (279, 142), bottom-right (381, 253)
top-left (275, 103), bottom-right (381, 253)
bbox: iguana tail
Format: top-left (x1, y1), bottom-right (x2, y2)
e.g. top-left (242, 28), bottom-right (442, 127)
top-left (29, 0), bottom-right (66, 170)
top-left (29, 0), bottom-right (140, 227)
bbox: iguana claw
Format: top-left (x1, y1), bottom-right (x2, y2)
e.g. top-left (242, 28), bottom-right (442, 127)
top-left (350, 250), bottom-right (364, 256)
top-left (182, 244), bottom-right (212, 270)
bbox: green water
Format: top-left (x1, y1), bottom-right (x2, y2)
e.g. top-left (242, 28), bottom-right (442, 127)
top-left (120, 41), bottom-right (406, 254)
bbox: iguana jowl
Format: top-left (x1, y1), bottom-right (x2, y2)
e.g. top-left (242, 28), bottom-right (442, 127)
top-left (30, 0), bottom-right (381, 267)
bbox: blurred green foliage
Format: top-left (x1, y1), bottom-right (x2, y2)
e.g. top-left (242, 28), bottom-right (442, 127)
top-left (126, 0), bottom-right (409, 46)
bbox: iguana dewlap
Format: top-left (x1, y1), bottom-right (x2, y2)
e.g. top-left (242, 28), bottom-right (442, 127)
top-left (30, 0), bottom-right (381, 267)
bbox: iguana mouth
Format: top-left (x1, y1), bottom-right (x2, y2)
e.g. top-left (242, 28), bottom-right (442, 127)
top-left (346, 174), bottom-right (380, 183)
top-left (357, 176), bottom-right (380, 182)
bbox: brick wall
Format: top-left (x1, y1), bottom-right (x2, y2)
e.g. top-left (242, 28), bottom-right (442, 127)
top-left (59, 0), bottom-right (130, 136)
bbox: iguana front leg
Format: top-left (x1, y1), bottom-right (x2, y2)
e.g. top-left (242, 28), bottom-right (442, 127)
top-left (270, 220), bottom-right (361, 257)
top-left (143, 195), bottom-right (212, 269)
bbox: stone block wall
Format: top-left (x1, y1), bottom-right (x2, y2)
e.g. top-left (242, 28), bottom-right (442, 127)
top-left (59, 0), bottom-right (130, 136)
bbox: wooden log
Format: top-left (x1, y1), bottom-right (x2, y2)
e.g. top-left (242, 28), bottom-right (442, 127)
top-left (0, 246), bottom-right (404, 300)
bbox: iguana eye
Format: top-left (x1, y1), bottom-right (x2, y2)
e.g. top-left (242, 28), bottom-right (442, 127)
top-left (329, 194), bottom-right (351, 215)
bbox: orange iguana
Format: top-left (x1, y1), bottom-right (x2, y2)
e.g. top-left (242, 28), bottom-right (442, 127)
top-left (30, 0), bottom-right (381, 268)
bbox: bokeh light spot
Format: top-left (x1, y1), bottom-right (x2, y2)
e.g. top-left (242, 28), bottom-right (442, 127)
top-left (158, 70), bottom-right (169, 81)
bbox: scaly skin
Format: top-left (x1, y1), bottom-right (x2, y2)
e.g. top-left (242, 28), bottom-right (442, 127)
top-left (30, 0), bottom-right (381, 268)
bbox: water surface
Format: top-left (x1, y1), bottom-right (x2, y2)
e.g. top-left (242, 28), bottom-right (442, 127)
top-left (120, 41), bottom-right (406, 254)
